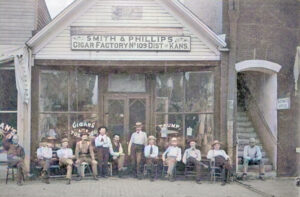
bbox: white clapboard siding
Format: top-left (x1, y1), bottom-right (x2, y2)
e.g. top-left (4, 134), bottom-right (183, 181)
top-left (36, 0), bottom-right (219, 61)
top-left (0, 0), bottom-right (51, 46)
top-left (0, 0), bottom-right (35, 45)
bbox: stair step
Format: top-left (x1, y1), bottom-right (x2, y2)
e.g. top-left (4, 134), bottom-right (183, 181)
top-left (238, 139), bottom-right (262, 145)
top-left (237, 133), bottom-right (257, 139)
top-left (238, 164), bottom-right (273, 172)
top-left (237, 127), bottom-right (255, 133)
top-left (236, 171), bottom-right (276, 179)
top-left (236, 116), bottom-right (249, 122)
top-left (237, 151), bottom-right (267, 158)
top-left (236, 121), bottom-right (252, 127)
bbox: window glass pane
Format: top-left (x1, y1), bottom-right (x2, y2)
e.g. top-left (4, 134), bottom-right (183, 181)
top-left (70, 73), bottom-right (98, 112)
top-left (40, 71), bottom-right (68, 111)
top-left (155, 114), bottom-right (184, 147)
top-left (108, 74), bottom-right (146, 92)
top-left (106, 99), bottom-right (125, 139)
top-left (185, 114), bottom-right (214, 155)
top-left (155, 73), bottom-right (184, 112)
top-left (185, 72), bottom-right (214, 112)
top-left (0, 70), bottom-right (17, 110)
top-left (70, 113), bottom-right (98, 137)
top-left (0, 113), bottom-right (17, 129)
top-left (39, 114), bottom-right (68, 142)
top-left (129, 98), bottom-right (146, 133)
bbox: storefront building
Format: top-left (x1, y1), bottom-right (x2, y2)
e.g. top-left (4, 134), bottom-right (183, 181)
top-left (1, 0), bottom-right (299, 177)
top-left (27, 0), bottom-right (227, 156)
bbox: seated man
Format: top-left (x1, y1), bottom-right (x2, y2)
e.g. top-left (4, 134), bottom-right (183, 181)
top-left (242, 138), bottom-right (265, 180)
top-left (162, 137), bottom-right (181, 182)
top-left (75, 132), bottom-right (98, 180)
top-left (57, 138), bottom-right (74, 185)
top-left (207, 140), bottom-right (232, 186)
top-left (111, 134), bottom-right (125, 177)
top-left (37, 138), bottom-right (53, 184)
top-left (144, 136), bottom-right (159, 181)
top-left (182, 139), bottom-right (202, 184)
top-left (6, 135), bottom-right (28, 186)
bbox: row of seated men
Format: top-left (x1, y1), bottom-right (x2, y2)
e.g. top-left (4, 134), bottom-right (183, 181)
top-left (4, 122), bottom-right (265, 186)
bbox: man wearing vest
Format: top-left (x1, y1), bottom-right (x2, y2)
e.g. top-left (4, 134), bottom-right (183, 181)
top-left (111, 134), bottom-right (125, 177)
top-left (57, 138), bottom-right (74, 185)
top-left (128, 122), bottom-right (147, 179)
top-left (182, 139), bottom-right (202, 184)
top-left (144, 135), bottom-right (159, 181)
top-left (95, 126), bottom-right (113, 178)
top-left (242, 138), bottom-right (265, 180)
top-left (75, 132), bottom-right (98, 180)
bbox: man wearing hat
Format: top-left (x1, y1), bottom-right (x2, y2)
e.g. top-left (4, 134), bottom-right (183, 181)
top-left (242, 138), bottom-right (265, 180)
top-left (182, 139), bottom-right (202, 184)
top-left (144, 135), bottom-right (159, 181)
top-left (7, 135), bottom-right (28, 186)
top-left (207, 140), bottom-right (232, 185)
top-left (75, 132), bottom-right (98, 180)
top-left (128, 122), bottom-right (148, 179)
top-left (162, 137), bottom-right (182, 182)
top-left (57, 138), bottom-right (74, 184)
top-left (37, 138), bottom-right (53, 184)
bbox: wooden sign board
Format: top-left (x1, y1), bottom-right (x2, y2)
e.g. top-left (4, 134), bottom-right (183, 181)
top-left (71, 35), bottom-right (191, 51)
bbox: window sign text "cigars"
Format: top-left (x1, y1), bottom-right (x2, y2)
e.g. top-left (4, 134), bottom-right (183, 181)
top-left (71, 35), bottom-right (191, 51)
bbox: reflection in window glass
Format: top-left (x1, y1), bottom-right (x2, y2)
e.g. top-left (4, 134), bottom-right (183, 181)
top-left (155, 73), bottom-right (184, 112)
top-left (39, 114), bottom-right (68, 141)
top-left (155, 114), bottom-right (183, 146)
top-left (185, 72), bottom-right (214, 112)
top-left (0, 113), bottom-right (17, 129)
top-left (108, 74), bottom-right (146, 92)
top-left (40, 71), bottom-right (68, 111)
top-left (0, 70), bottom-right (17, 110)
top-left (107, 99), bottom-right (125, 138)
top-left (185, 114), bottom-right (214, 155)
top-left (70, 73), bottom-right (98, 112)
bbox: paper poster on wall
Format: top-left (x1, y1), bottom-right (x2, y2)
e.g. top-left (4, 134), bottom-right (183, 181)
top-left (186, 127), bottom-right (193, 136)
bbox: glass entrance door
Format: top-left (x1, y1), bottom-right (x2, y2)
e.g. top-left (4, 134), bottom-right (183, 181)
top-left (104, 94), bottom-right (149, 143)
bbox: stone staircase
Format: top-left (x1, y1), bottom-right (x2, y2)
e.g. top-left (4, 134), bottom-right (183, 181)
top-left (236, 110), bottom-right (275, 177)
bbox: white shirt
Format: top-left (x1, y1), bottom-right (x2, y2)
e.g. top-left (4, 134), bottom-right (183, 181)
top-left (95, 134), bottom-right (112, 148)
top-left (57, 148), bottom-right (73, 159)
top-left (163, 146), bottom-right (182, 161)
top-left (182, 148), bottom-right (201, 164)
top-left (144, 145), bottom-right (159, 158)
top-left (207, 149), bottom-right (229, 160)
top-left (243, 145), bottom-right (262, 160)
top-left (129, 131), bottom-right (147, 146)
top-left (37, 147), bottom-right (52, 159)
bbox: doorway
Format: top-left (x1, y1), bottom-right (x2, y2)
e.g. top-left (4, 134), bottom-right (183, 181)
top-left (104, 94), bottom-right (150, 145)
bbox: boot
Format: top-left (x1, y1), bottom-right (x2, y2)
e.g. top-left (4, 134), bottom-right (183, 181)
top-left (66, 179), bottom-right (71, 185)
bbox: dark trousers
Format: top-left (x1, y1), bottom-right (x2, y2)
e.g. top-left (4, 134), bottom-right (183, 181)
top-left (215, 156), bottom-right (232, 182)
top-left (8, 159), bottom-right (26, 183)
top-left (146, 158), bottom-right (158, 178)
top-left (38, 159), bottom-right (51, 179)
top-left (96, 147), bottom-right (109, 176)
top-left (130, 144), bottom-right (144, 176)
top-left (186, 157), bottom-right (201, 181)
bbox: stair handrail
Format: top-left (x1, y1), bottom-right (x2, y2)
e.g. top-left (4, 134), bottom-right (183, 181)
top-left (245, 93), bottom-right (278, 145)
